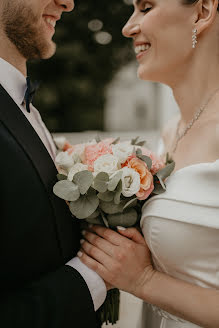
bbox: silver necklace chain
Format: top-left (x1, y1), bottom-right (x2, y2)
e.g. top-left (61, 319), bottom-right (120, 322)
top-left (172, 87), bottom-right (219, 154)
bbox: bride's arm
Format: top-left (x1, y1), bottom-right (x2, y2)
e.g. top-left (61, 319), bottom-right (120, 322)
top-left (140, 265), bottom-right (219, 328)
top-left (79, 225), bottom-right (219, 328)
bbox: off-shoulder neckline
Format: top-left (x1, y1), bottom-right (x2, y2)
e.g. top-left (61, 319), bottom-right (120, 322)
top-left (169, 159), bottom-right (219, 179)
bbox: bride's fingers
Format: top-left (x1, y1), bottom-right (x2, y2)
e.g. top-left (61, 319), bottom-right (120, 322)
top-left (117, 227), bottom-right (147, 246)
top-left (89, 225), bottom-right (135, 246)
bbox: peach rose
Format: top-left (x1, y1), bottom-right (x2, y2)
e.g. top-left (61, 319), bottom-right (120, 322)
top-left (84, 140), bottom-right (114, 171)
top-left (141, 147), bottom-right (165, 175)
top-left (125, 157), bottom-right (154, 200)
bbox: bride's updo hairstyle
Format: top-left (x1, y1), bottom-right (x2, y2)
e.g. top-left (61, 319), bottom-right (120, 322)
top-left (182, 0), bottom-right (219, 11)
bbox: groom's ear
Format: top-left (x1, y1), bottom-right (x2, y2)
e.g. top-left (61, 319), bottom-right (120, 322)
top-left (193, 0), bottom-right (219, 34)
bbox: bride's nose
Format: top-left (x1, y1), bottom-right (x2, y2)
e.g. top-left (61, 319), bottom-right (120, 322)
top-left (122, 19), bottom-right (141, 38)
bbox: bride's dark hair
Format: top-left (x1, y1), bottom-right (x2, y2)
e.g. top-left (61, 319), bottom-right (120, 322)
top-left (183, 0), bottom-right (219, 11)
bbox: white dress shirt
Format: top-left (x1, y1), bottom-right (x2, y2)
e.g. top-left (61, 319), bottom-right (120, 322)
top-left (0, 57), bottom-right (106, 311)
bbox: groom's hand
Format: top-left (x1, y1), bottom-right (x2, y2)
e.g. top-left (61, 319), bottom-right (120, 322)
top-left (78, 225), bottom-right (155, 296)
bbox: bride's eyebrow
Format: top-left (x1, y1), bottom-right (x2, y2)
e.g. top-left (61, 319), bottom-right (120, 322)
top-left (134, 0), bottom-right (147, 7)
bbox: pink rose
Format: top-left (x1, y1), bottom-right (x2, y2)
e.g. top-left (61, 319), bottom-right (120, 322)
top-left (84, 139), bottom-right (114, 171)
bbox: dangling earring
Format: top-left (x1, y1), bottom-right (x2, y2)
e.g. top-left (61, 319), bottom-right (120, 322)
top-left (192, 28), bottom-right (198, 49)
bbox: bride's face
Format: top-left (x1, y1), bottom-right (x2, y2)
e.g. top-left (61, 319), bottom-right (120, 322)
top-left (122, 0), bottom-right (196, 83)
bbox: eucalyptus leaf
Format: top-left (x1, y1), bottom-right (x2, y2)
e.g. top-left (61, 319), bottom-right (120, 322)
top-left (93, 172), bottom-right (109, 193)
top-left (114, 180), bottom-right (122, 205)
top-left (73, 170), bottom-right (93, 195)
top-left (136, 141), bottom-right (146, 147)
top-left (153, 182), bottom-right (166, 195)
top-left (95, 135), bottom-right (101, 143)
top-left (100, 210), bottom-right (109, 228)
top-left (69, 189), bottom-right (99, 219)
top-left (87, 209), bottom-right (100, 219)
top-left (156, 161), bottom-right (175, 189)
top-left (136, 148), bottom-right (142, 156)
top-left (137, 155), bottom-right (152, 170)
top-left (86, 216), bottom-right (103, 225)
top-left (131, 137), bottom-right (139, 145)
top-left (57, 174), bottom-right (67, 181)
top-left (53, 180), bottom-right (80, 202)
top-left (108, 208), bottom-right (138, 228)
top-left (108, 171), bottom-right (123, 191)
top-left (111, 137), bottom-right (120, 145)
top-left (99, 200), bottom-right (126, 214)
top-left (123, 197), bottom-right (138, 210)
top-left (98, 191), bottom-right (114, 202)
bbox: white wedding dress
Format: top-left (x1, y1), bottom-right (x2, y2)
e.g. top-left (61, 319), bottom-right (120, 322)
top-left (139, 146), bottom-right (219, 328)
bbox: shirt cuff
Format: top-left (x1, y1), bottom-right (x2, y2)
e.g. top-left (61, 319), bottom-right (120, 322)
top-left (66, 257), bottom-right (107, 311)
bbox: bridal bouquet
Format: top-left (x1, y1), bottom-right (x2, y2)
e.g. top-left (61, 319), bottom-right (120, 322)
top-left (53, 136), bottom-right (175, 325)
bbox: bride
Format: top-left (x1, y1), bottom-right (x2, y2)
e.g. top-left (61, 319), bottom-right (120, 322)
top-left (78, 0), bottom-right (219, 327)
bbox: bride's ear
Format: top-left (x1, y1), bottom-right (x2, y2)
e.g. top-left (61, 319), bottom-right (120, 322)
top-left (193, 0), bottom-right (218, 34)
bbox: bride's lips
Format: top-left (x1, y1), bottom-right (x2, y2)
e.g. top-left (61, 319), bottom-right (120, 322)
top-left (134, 42), bottom-right (151, 60)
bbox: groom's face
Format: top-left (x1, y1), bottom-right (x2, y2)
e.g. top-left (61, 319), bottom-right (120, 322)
top-left (1, 0), bottom-right (74, 60)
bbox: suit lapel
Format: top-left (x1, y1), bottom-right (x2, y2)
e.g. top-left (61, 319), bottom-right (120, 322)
top-left (0, 85), bottom-right (79, 259)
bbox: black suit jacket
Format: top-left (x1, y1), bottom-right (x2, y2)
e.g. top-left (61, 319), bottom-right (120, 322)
top-left (0, 85), bottom-right (98, 328)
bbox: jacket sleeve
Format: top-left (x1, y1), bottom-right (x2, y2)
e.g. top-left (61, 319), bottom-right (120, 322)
top-left (1, 265), bottom-right (97, 328)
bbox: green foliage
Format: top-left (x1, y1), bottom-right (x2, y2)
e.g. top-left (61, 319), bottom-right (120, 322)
top-left (29, 1), bottom-right (134, 132)
top-left (108, 171), bottom-right (123, 191)
top-left (57, 174), bottom-right (67, 181)
top-left (53, 180), bottom-right (80, 201)
top-left (73, 170), bottom-right (93, 195)
top-left (108, 208), bottom-right (138, 228)
top-left (93, 172), bottom-right (109, 193)
top-left (156, 161), bottom-right (175, 190)
top-left (69, 188), bottom-right (99, 219)
top-left (99, 199), bottom-right (126, 214)
top-left (136, 148), bottom-right (152, 170)
top-left (97, 191), bottom-right (115, 202)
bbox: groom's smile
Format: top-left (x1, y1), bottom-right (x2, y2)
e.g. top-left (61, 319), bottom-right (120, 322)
top-left (42, 14), bottom-right (61, 36)
top-left (1, 0), bottom-right (74, 60)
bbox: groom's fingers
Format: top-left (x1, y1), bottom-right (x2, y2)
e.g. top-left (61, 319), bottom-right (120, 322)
top-left (82, 231), bottom-right (116, 257)
top-left (78, 247), bottom-right (119, 284)
top-left (80, 240), bottom-right (115, 270)
top-left (78, 251), bottom-right (110, 282)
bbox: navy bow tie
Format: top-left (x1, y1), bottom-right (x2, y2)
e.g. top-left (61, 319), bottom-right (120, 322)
top-left (24, 76), bottom-right (40, 113)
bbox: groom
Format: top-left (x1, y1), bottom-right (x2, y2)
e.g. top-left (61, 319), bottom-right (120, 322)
top-left (0, 0), bottom-right (107, 327)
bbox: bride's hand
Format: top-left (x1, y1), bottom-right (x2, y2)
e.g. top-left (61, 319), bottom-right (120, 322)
top-left (78, 225), bottom-right (155, 296)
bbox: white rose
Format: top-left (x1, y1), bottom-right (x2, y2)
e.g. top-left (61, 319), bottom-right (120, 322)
top-left (67, 163), bottom-right (89, 181)
top-left (94, 154), bottom-right (120, 175)
top-left (112, 142), bottom-right (134, 164)
top-left (55, 151), bottom-right (74, 171)
top-left (53, 136), bottom-right (67, 150)
top-left (120, 167), bottom-right (141, 197)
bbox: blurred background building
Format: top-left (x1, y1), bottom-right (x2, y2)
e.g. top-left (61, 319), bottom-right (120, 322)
top-left (30, 0), bottom-right (179, 139)
top-left (29, 0), bottom-right (179, 327)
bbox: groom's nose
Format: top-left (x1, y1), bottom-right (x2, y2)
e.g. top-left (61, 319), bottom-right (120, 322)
top-left (55, 0), bottom-right (75, 12)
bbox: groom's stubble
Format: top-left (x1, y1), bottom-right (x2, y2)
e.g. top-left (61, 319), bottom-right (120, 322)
top-left (1, 0), bottom-right (56, 60)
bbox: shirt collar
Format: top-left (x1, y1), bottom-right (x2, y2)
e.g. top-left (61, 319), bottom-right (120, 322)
top-left (0, 57), bottom-right (27, 106)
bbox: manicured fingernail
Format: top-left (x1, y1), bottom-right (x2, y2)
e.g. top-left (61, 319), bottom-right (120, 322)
top-left (80, 239), bottom-right (85, 245)
top-left (77, 251), bottom-right (83, 258)
top-left (81, 230), bottom-right (86, 236)
top-left (117, 226), bottom-right (126, 231)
